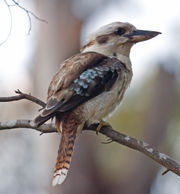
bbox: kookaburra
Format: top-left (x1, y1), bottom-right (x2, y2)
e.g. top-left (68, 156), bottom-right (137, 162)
top-left (34, 22), bottom-right (160, 186)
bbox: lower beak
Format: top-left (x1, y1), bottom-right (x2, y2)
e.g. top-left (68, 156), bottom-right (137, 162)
top-left (124, 30), bottom-right (161, 43)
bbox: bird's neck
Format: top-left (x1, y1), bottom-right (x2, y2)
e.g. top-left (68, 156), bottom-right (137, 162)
top-left (81, 44), bottom-right (132, 71)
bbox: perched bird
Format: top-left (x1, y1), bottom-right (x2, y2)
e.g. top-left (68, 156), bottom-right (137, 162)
top-left (34, 22), bottom-right (160, 186)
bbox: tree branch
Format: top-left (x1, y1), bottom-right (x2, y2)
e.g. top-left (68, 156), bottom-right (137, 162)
top-left (0, 119), bottom-right (55, 133)
top-left (0, 89), bottom-right (46, 108)
top-left (0, 91), bottom-right (180, 177)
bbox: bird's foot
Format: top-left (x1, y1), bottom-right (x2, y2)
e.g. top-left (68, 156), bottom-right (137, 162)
top-left (96, 120), bottom-right (110, 135)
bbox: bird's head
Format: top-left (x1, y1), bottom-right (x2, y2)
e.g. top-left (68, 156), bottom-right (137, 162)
top-left (81, 22), bottom-right (161, 58)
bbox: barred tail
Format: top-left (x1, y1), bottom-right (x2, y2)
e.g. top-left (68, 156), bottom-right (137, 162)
top-left (52, 127), bottom-right (76, 186)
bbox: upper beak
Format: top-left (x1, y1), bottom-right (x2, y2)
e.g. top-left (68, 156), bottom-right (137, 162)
top-left (124, 29), bottom-right (161, 43)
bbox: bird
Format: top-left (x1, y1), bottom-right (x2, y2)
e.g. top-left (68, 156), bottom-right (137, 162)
top-left (34, 21), bottom-right (160, 186)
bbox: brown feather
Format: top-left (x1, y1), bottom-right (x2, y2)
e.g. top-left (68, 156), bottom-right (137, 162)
top-left (34, 52), bottom-right (126, 127)
top-left (54, 128), bottom-right (76, 174)
top-left (52, 111), bottom-right (83, 185)
top-left (47, 52), bottom-right (106, 99)
top-left (34, 52), bottom-right (106, 126)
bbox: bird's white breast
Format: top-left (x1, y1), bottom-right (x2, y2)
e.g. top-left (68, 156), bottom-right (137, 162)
top-left (81, 70), bottom-right (132, 126)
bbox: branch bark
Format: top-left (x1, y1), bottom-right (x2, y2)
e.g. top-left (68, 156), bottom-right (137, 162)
top-left (0, 91), bottom-right (180, 177)
top-left (0, 89), bottom-right (46, 107)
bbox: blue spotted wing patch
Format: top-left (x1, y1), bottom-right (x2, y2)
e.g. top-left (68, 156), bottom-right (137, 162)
top-left (58, 57), bottom-right (125, 112)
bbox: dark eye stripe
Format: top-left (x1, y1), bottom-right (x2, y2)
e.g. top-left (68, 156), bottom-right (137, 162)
top-left (96, 35), bottom-right (109, 44)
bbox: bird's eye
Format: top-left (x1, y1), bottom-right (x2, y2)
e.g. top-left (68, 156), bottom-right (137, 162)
top-left (114, 27), bottom-right (126, 36)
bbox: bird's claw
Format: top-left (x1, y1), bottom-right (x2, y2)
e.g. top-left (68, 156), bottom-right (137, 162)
top-left (96, 120), bottom-right (110, 135)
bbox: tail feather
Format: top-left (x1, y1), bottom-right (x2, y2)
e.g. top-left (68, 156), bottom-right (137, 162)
top-left (52, 126), bottom-right (76, 186)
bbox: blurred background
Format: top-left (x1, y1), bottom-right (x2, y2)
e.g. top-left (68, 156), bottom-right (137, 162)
top-left (0, 0), bottom-right (180, 193)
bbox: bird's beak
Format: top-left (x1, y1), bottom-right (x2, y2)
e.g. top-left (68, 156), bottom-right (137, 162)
top-left (124, 30), bottom-right (161, 43)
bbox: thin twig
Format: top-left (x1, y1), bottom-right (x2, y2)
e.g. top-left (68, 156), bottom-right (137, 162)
top-left (0, 0), bottom-right (13, 46)
top-left (162, 169), bottom-right (170, 175)
top-left (11, 0), bottom-right (47, 34)
top-left (0, 89), bottom-right (46, 108)
top-left (1, 0), bottom-right (47, 45)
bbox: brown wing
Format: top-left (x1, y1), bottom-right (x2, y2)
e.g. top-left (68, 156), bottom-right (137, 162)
top-left (34, 52), bottom-right (126, 126)
top-left (47, 52), bottom-right (106, 99)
